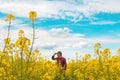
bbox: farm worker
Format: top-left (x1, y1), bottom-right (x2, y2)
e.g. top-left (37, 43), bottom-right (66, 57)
top-left (52, 51), bottom-right (67, 70)
top-left (52, 51), bottom-right (67, 79)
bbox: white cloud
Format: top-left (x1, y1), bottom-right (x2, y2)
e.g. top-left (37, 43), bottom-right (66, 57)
top-left (34, 27), bottom-right (88, 50)
top-left (0, 19), bottom-right (89, 50)
top-left (0, 0), bottom-right (120, 22)
top-left (49, 27), bottom-right (71, 37)
top-left (84, 0), bottom-right (120, 13)
top-left (0, 19), bottom-right (8, 28)
top-left (89, 37), bottom-right (120, 43)
top-left (39, 42), bottom-right (57, 50)
top-left (90, 21), bottom-right (119, 25)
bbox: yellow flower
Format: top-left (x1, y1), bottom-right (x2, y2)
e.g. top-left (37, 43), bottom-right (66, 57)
top-left (4, 38), bottom-right (11, 44)
top-left (102, 48), bottom-right (111, 55)
top-left (16, 37), bottom-right (31, 49)
top-left (117, 48), bottom-right (120, 54)
top-left (85, 54), bottom-right (91, 59)
top-left (29, 11), bottom-right (37, 20)
top-left (94, 43), bottom-right (101, 49)
top-left (18, 30), bottom-right (24, 37)
top-left (23, 49), bottom-right (30, 55)
top-left (94, 43), bottom-right (101, 55)
top-left (34, 49), bottom-right (40, 55)
top-left (5, 14), bottom-right (14, 21)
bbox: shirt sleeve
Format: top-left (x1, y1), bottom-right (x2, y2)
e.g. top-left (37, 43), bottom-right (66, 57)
top-left (63, 58), bottom-right (67, 70)
top-left (52, 55), bottom-right (58, 60)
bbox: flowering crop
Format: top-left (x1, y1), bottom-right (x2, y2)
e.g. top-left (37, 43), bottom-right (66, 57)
top-left (0, 12), bottom-right (120, 80)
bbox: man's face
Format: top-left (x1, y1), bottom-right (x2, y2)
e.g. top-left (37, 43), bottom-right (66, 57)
top-left (57, 53), bottom-right (61, 58)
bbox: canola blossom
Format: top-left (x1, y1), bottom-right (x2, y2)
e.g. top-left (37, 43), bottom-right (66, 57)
top-left (5, 14), bottom-right (14, 21)
top-left (3, 14), bottom-right (14, 52)
top-left (0, 12), bottom-right (120, 80)
top-left (29, 11), bottom-right (37, 20)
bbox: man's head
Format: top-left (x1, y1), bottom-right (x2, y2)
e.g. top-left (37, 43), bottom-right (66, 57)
top-left (57, 51), bottom-right (62, 58)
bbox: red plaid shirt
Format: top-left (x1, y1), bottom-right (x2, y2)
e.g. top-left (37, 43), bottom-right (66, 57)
top-left (52, 55), bottom-right (67, 70)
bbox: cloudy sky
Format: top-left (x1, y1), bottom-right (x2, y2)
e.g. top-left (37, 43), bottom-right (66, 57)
top-left (0, 0), bottom-right (120, 59)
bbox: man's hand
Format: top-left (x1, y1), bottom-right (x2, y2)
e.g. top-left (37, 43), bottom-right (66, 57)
top-left (52, 53), bottom-right (57, 60)
top-left (53, 53), bottom-right (57, 56)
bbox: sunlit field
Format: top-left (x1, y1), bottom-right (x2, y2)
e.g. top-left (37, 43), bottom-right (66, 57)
top-left (0, 12), bottom-right (120, 80)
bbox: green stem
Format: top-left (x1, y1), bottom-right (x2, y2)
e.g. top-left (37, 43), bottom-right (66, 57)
top-left (7, 19), bottom-right (11, 39)
top-left (29, 20), bottom-right (35, 61)
top-left (3, 19), bottom-right (11, 52)
top-left (11, 52), bottom-right (14, 78)
top-left (25, 20), bottom-right (35, 78)
top-left (20, 48), bottom-right (23, 80)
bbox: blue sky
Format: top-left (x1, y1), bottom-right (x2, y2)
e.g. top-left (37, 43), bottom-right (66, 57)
top-left (0, 0), bottom-right (120, 59)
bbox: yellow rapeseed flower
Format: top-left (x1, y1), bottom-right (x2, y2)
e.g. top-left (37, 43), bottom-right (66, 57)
top-left (4, 38), bottom-right (11, 44)
top-left (5, 14), bottom-right (14, 21)
top-left (18, 30), bottom-right (24, 37)
top-left (102, 48), bottom-right (111, 56)
top-left (94, 43), bottom-right (101, 49)
top-left (117, 48), bottom-right (120, 54)
top-left (16, 37), bottom-right (30, 49)
top-left (29, 11), bottom-right (37, 20)
top-left (34, 49), bottom-right (40, 55)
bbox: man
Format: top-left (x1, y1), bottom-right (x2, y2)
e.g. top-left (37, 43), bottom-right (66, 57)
top-left (52, 51), bottom-right (67, 70)
top-left (52, 51), bottom-right (67, 79)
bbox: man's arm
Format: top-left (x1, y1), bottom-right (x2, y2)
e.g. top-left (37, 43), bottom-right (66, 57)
top-left (52, 53), bottom-right (57, 60)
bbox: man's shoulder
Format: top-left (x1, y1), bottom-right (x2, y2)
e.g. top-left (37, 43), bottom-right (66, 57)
top-left (62, 57), bottom-right (66, 60)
